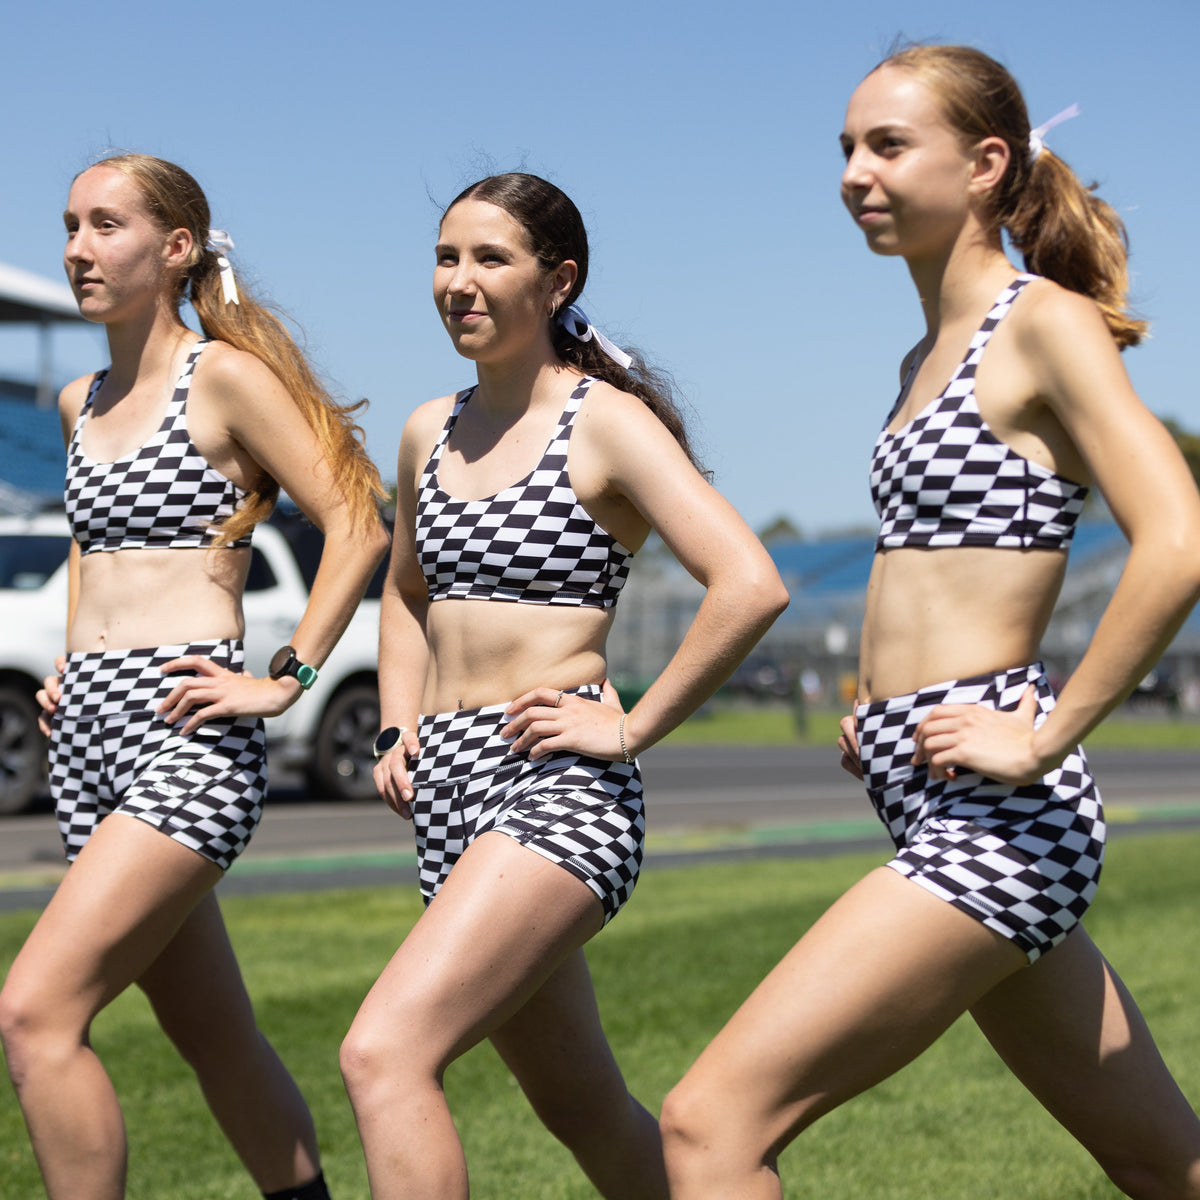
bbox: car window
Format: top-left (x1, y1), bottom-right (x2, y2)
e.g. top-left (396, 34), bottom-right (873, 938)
top-left (245, 548), bottom-right (278, 592)
top-left (266, 507), bottom-right (391, 599)
top-left (0, 535), bottom-right (70, 589)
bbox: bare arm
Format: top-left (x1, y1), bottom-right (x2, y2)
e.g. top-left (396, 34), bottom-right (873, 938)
top-left (916, 288), bottom-right (1200, 782)
top-left (504, 387), bottom-right (789, 761)
top-left (159, 346), bottom-right (390, 733)
top-left (372, 401), bottom-right (446, 817)
top-left (35, 379), bottom-right (91, 732)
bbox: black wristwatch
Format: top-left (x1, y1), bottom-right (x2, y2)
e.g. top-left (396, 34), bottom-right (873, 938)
top-left (373, 726), bottom-right (406, 758)
top-left (268, 645), bottom-right (318, 690)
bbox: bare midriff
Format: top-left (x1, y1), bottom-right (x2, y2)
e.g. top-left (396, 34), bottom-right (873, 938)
top-left (69, 546), bottom-right (250, 652)
top-left (422, 598), bottom-right (614, 714)
top-left (857, 545), bottom-right (1068, 703)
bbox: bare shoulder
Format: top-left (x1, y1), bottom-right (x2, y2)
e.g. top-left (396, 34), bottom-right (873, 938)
top-left (575, 377), bottom-right (674, 447)
top-left (192, 339), bottom-right (287, 407)
top-left (396, 390), bottom-right (465, 477)
top-left (58, 372), bottom-right (98, 443)
top-left (405, 392), bottom-right (460, 439)
top-left (572, 376), bottom-right (700, 504)
top-left (1010, 277), bottom-right (1115, 357)
top-left (58, 373), bottom-right (95, 421)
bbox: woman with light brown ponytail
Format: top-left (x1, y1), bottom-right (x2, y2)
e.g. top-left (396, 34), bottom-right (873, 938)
top-left (0, 154), bottom-right (389, 1200)
top-left (661, 45), bottom-right (1200, 1198)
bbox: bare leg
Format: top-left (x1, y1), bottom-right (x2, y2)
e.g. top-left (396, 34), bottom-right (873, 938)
top-left (970, 925), bottom-right (1200, 1199)
top-left (490, 949), bottom-right (667, 1198)
top-left (341, 831), bottom-right (647, 1200)
top-left (660, 867), bottom-right (1027, 1200)
top-left (0, 815), bottom-right (222, 1199)
top-left (136, 890), bottom-right (323, 1194)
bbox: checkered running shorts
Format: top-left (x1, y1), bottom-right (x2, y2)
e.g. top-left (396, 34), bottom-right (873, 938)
top-left (855, 664), bottom-right (1105, 961)
top-left (411, 685), bottom-right (644, 923)
top-left (50, 640), bottom-right (267, 871)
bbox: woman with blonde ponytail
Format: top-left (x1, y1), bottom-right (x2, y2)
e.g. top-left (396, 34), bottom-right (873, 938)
top-left (0, 154), bottom-right (389, 1200)
top-left (662, 46), bottom-right (1200, 1198)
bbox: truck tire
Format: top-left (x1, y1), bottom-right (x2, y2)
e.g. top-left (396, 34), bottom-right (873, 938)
top-left (0, 685), bottom-right (47, 815)
top-left (308, 682), bottom-right (380, 801)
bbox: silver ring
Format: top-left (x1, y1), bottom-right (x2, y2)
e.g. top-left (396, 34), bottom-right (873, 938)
top-left (555, 690), bottom-right (564, 707)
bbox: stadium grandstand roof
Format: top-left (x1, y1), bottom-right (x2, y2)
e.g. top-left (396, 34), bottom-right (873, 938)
top-left (0, 261), bottom-right (84, 323)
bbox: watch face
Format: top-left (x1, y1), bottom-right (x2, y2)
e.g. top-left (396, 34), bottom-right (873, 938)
top-left (269, 646), bottom-right (295, 678)
top-left (374, 726), bottom-right (402, 756)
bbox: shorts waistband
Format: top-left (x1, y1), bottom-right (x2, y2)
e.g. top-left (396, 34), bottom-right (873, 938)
top-left (856, 663), bottom-right (1045, 723)
top-left (415, 684), bottom-right (604, 787)
top-left (60, 639), bottom-right (244, 722)
top-left (418, 683), bottom-right (603, 725)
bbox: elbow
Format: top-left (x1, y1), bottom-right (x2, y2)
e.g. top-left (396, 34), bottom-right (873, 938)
top-left (1157, 523), bottom-right (1200, 600)
top-left (748, 567), bottom-right (791, 628)
top-left (1184, 567), bottom-right (1200, 613)
top-left (340, 514), bottom-right (391, 566)
top-left (368, 521), bottom-right (393, 568)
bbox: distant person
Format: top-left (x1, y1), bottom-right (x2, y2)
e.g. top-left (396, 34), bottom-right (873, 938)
top-left (339, 172), bottom-right (788, 1198)
top-left (661, 44), bottom-right (1200, 1198)
top-left (0, 154), bottom-right (389, 1199)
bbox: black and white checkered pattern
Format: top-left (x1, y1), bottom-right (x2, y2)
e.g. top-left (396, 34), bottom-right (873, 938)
top-left (409, 686), bottom-right (644, 923)
top-left (871, 275), bottom-right (1089, 551)
top-left (65, 342), bottom-right (252, 554)
top-left (854, 664), bottom-right (1105, 961)
top-left (50, 640), bottom-right (267, 871)
top-left (415, 378), bottom-right (633, 608)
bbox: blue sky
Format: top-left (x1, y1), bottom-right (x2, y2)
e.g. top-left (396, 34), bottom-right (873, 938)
top-left (2, 0), bottom-right (1195, 535)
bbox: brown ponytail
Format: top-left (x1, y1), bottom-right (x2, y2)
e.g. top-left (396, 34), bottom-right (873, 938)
top-left (877, 45), bottom-right (1147, 348)
top-left (89, 154), bottom-right (385, 544)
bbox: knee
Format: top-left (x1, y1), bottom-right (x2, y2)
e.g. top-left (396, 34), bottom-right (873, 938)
top-left (0, 980), bottom-right (26, 1068)
top-left (338, 1022), bottom-right (374, 1094)
top-left (0, 976), bottom-right (64, 1084)
top-left (340, 1017), bottom-right (419, 1102)
top-left (1097, 1153), bottom-right (1200, 1200)
top-left (659, 1079), bottom-right (711, 1164)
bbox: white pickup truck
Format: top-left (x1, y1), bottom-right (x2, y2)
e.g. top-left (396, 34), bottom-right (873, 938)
top-left (0, 508), bottom-right (387, 814)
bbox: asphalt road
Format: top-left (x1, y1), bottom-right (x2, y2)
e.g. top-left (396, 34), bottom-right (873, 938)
top-left (3, 745), bottom-right (1199, 912)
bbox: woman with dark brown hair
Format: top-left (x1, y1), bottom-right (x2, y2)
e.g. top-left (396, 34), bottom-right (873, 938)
top-left (660, 45), bottom-right (1200, 1199)
top-left (339, 172), bottom-right (788, 1198)
top-left (0, 153), bottom-right (390, 1200)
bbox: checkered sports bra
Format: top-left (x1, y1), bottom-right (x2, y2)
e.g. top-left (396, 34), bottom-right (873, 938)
top-left (871, 274), bottom-right (1089, 551)
top-left (415, 375), bottom-right (634, 607)
top-left (65, 340), bottom-right (253, 555)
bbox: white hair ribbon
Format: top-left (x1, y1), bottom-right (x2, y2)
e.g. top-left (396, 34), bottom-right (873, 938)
top-left (205, 229), bottom-right (240, 305)
top-left (1029, 103), bottom-right (1081, 163)
top-left (557, 304), bottom-right (633, 370)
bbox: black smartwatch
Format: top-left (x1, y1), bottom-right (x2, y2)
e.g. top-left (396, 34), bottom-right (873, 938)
top-left (373, 726), bottom-right (406, 758)
top-left (268, 645), bottom-right (318, 690)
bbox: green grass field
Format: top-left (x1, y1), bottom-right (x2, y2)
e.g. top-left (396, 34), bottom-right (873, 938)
top-left (3, 831), bottom-right (1200, 1198)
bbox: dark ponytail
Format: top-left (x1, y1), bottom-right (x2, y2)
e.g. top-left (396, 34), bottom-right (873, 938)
top-left (444, 173), bottom-right (706, 470)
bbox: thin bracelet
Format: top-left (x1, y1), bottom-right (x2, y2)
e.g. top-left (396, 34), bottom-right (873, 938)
top-left (619, 714), bottom-right (634, 764)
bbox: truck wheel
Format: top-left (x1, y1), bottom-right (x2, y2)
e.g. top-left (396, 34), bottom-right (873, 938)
top-left (308, 683), bottom-right (380, 801)
top-left (0, 685), bottom-right (47, 815)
